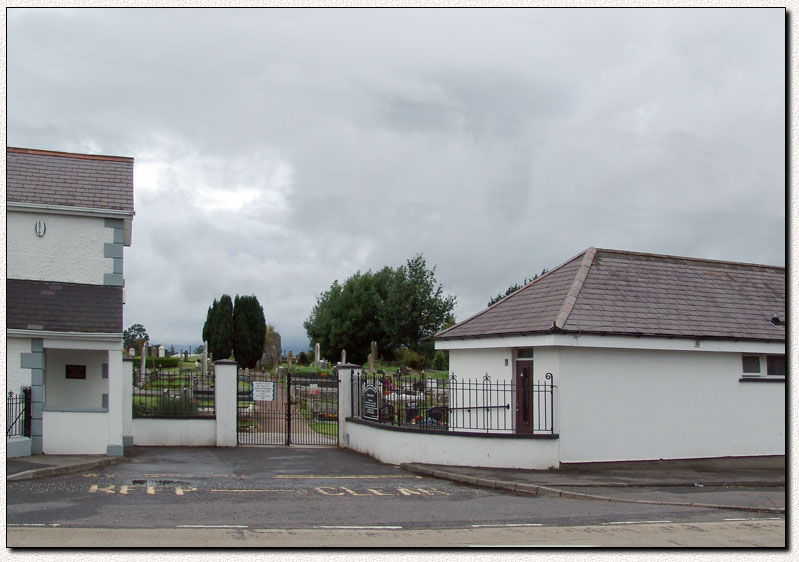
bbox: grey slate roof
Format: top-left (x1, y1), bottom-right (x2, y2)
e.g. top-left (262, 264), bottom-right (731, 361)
top-left (436, 248), bottom-right (785, 343)
top-left (7, 279), bottom-right (124, 333)
top-left (7, 147), bottom-right (134, 212)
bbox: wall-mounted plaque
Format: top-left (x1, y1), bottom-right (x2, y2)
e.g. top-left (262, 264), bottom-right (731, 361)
top-left (363, 384), bottom-right (379, 420)
top-left (66, 365), bottom-right (87, 379)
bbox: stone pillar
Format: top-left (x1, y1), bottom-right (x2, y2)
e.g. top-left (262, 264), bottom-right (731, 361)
top-left (214, 360), bottom-right (238, 447)
top-left (106, 350), bottom-right (124, 456)
top-left (23, 338), bottom-right (45, 455)
top-left (202, 341), bottom-right (208, 376)
top-left (314, 343), bottom-right (321, 368)
top-left (122, 357), bottom-right (135, 448)
top-left (335, 363), bottom-right (360, 448)
top-left (341, 349), bottom-right (346, 365)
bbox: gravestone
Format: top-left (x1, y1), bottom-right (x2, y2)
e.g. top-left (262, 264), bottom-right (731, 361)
top-left (314, 343), bottom-right (321, 367)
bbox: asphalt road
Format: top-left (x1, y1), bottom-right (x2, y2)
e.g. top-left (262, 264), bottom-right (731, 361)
top-left (6, 447), bottom-right (786, 547)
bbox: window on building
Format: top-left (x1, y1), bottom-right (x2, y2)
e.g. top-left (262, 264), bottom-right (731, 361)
top-left (742, 355), bottom-right (761, 374)
top-left (516, 348), bottom-right (534, 359)
top-left (767, 355), bottom-right (785, 377)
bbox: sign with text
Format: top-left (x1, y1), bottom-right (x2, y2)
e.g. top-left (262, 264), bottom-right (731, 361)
top-left (252, 381), bottom-right (275, 402)
top-left (363, 384), bottom-right (379, 420)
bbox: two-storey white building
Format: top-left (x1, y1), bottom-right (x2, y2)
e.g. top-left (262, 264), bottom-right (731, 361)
top-left (7, 147), bottom-right (134, 457)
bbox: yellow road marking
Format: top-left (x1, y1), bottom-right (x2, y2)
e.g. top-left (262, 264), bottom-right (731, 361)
top-left (211, 489), bottom-right (301, 493)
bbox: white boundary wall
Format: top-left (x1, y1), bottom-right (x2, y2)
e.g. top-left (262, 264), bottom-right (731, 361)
top-left (343, 420), bottom-right (559, 469)
top-left (43, 411), bottom-right (109, 454)
top-left (336, 365), bottom-right (560, 469)
top-left (132, 419), bottom-right (217, 446)
top-left (129, 360), bottom-right (237, 447)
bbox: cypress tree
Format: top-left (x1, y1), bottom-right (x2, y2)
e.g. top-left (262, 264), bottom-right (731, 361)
top-left (233, 294), bottom-right (267, 369)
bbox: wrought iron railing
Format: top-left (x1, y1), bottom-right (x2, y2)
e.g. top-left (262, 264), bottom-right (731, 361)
top-left (351, 371), bottom-right (555, 434)
top-left (133, 368), bottom-right (216, 418)
top-left (7, 388), bottom-right (32, 438)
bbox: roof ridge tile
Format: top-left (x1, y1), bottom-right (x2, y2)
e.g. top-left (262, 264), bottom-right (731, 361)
top-left (552, 247), bottom-right (597, 330)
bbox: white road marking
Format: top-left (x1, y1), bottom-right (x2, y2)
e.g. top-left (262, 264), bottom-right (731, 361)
top-left (177, 525), bottom-right (247, 529)
top-left (472, 523), bottom-right (544, 529)
top-left (469, 544), bottom-right (602, 548)
top-left (315, 525), bottom-right (403, 530)
top-left (211, 489), bottom-right (301, 493)
top-left (274, 474), bottom-right (421, 479)
top-left (724, 517), bottom-right (783, 521)
top-left (604, 520), bottom-right (672, 525)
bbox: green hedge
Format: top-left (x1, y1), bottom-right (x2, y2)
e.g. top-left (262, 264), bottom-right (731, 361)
top-left (132, 356), bottom-right (180, 369)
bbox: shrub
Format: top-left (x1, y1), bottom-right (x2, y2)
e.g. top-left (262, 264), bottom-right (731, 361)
top-left (431, 350), bottom-right (449, 371)
top-left (395, 348), bottom-right (427, 371)
top-left (133, 356), bottom-right (180, 369)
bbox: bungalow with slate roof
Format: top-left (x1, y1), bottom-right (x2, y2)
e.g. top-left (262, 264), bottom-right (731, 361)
top-left (435, 247), bottom-right (785, 465)
top-left (7, 147), bottom-right (134, 457)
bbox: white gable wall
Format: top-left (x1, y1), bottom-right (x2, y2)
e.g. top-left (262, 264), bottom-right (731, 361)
top-left (449, 347), bottom-right (512, 382)
top-left (442, 339), bottom-right (784, 463)
top-left (7, 211), bottom-right (115, 285)
top-left (7, 337), bottom-right (33, 393)
top-left (557, 346), bottom-right (785, 462)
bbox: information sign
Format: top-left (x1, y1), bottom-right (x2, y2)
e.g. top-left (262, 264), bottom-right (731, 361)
top-left (252, 381), bottom-right (275, 402)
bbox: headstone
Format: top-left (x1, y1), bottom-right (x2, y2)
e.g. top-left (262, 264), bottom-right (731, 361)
top-left (202, 341), bottom-right (208, 376)
top-left (314, 343), bottom-right (321, 367)
top-left (368, 352), bottom-right (374, 375)
top-left (140, 344), bottom-right (147, 385)
top-left (128, 347), bottom-right (135, 357)
top-left (363, 384), bottom-right (378, 420)
top-left (287, 351), bottom-right (293, 371)
top-left (158, 345), bottom-right (166, 358)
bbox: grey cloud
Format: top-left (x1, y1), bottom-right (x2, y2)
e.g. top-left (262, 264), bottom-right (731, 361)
top-left (8, 8), bottom-right (786, 350)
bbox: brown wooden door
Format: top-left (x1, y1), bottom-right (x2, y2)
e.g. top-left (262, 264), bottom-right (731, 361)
top-left (515, 360), bottom-right (533, 434)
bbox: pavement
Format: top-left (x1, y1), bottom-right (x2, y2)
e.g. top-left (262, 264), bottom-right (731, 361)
top-left (400, 456), bottom-right (785, 514)
top-left (7, 450), bottom-right (785, 514)
top-left (7, 454), bottom-right (122, 482)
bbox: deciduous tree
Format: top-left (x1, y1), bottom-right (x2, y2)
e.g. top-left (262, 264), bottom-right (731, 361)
top-left (123, 323), bottom-right (149, 354)
top-left (304, 255), bottom-right (456, 366)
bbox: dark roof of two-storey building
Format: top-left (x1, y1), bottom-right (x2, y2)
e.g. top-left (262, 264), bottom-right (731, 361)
top-left (436, 247), bottom-right (785, 343)
top-left (7, 146), bottom-right (134, 213)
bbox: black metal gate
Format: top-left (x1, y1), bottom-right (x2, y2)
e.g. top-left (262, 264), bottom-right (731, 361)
top-left (237, 370), bottom-right (339, 446)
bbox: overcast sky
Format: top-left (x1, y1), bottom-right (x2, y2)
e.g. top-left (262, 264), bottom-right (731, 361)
top-left (6, 7), bottom-right (787, 353)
